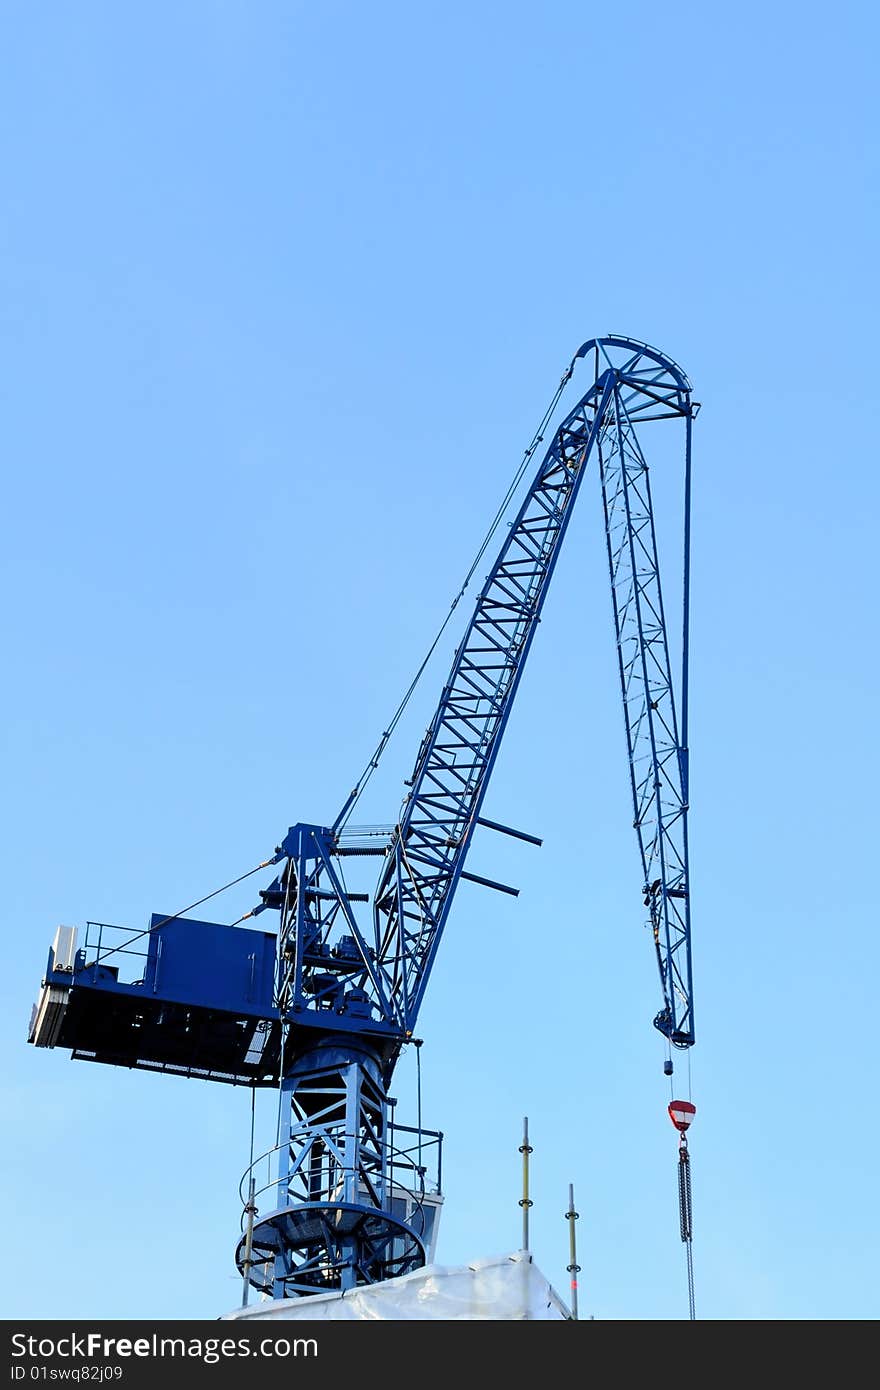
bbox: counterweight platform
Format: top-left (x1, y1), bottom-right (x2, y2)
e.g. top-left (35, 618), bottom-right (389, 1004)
top-left (29, 917), bottom-right (404, 1084)
top-left (28, 919), bottom-right (286, 1085)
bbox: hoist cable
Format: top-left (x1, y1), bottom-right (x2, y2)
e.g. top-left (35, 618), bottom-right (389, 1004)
top-left (415, 1039), bottom-right (423, 1173)
top-left (93, 858), bottom-right (277, 965)
top-left (333, 358), bottom-right (579, 834)
top-left (685, 1241), bottom-right (696, 1320)
top-left (274, 861), bottom-right (294, 1149)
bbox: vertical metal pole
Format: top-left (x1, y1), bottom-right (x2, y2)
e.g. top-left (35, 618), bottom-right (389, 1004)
top-left (565, 1183), bottom-right (580, 1320)
top-left (241, 1178), bottom-right (256, 1308)
top-left (519, 1117), bottom-right (533, 1251)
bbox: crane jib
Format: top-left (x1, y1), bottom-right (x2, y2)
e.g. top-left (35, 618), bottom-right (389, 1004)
top-left (358, 341), bottom-right (697, 1049)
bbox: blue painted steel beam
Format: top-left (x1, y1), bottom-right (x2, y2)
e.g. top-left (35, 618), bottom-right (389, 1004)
top-left (597, 367), bottom-right (695, 1044)
top-left (265, 338), bottom-right (697, 1069)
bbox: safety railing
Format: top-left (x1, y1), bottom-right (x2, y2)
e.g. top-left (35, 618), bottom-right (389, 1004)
top-left (239, 1123), bottom-right (442, 1229)
top-left (82, 920), bottom-right (151, 984)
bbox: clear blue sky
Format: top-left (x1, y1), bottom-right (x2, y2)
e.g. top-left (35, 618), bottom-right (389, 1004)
top-left (2, 1), bottom-right (877, 1322)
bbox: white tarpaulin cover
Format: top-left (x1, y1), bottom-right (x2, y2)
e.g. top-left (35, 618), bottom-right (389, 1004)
top-left (222, 1250), bottom-right (571, 1321)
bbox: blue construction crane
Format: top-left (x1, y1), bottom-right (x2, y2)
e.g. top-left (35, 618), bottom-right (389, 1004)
top-left (28, 335), bottom-right (698, 1303)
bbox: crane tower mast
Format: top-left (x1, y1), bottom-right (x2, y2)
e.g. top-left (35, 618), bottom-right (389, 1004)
top-left (28, 335), bottom-right (698, 1305)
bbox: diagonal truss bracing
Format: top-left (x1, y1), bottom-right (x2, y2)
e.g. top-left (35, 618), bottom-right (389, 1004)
top-left (598, 374), bottom-right (695, 1045)
top-left (366, 338), bottom-right (697, 1045)
top-left (270, 337), bottom-right (697, 1056)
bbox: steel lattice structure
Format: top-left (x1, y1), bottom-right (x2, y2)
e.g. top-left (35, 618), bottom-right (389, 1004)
top-left (29, 335), bottom-right (698, 1304)
top-left (261, 336), bottom-right (695, 1055)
